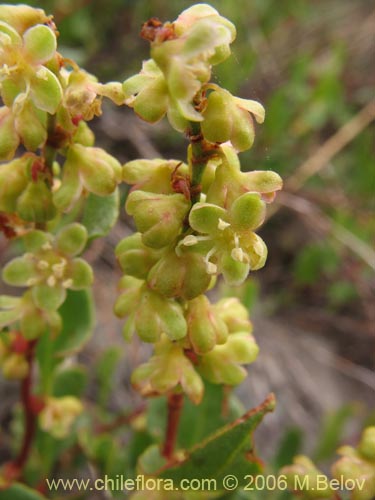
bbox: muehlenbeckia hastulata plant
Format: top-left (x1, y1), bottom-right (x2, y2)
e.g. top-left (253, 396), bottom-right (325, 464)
top-left (1, 3), bottom-right (372, 499)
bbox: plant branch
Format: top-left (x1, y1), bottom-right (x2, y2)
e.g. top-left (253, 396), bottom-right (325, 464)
top-left (162, 393), bottom-right (184, 460)
top-left (188, 121), bottom-right (217, 205)
top-left (44, 113), bottom-right (58, 173)
top-left (95, 405), bottom-right (146, 434)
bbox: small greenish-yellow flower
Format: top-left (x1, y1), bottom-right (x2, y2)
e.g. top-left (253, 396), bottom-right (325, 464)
top-left (173, 4), bottom-right (235, 66)
top-left (0, 331), bottom-right (29, 379)
top-left (124, 5), bottom-right (236, 131)
top-left (0, 19), bottom-right (62, 114)
top-left (147, 249), bottom-right (211, 300)
top-left (198, 331), bottom-right (259, 385)
top-left (0, 291), bottom-right (61, 339)
top-left (63, 68), bottom-right (125, 121)
top-left (0, 156), bottom-right (29, 213)
top-left (122, 158), bottom-right (189, 195)
top-left (39, 396), bottom-right (83, 439)
top-left (332, 433), bottom-right (375, 500)
top-left (0, 105), bottom-right (19, 160)
top-left (114, 276), bottom-right (187, 343)
top-left (0, 5), bottom-right (50, 35)
top-left (359, 427), bottom-right (375, 462)
top-left (2, 224), bottom-right (92, 311)
top-left (0, 155), bottom-right (56, 222)
top-left (182, 192), bottom-right (267, 285)
top-left (115, 233), bottom-right (165, 281)
top-left (125, 190), bottom-right (190, 249)
top-left (131, 334), bottom-right (203, 404)
top-left (207, 144), bottom-right (283, 207)
top-left (53, 144), bottom-right (122, 212)
top-left (213, 297), bottom-right (253, 334)
top-left (123, 59), bottom-right (169, 124)
top-left (282, 456), bottom-right (332, 499)
top-left (2, 352), bottom-right (29, 379)
top-left (201, 87), bottom-right (265, 152)
top-left (185, 295), bottom-right (228, 354)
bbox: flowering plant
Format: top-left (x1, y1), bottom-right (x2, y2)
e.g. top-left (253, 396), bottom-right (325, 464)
top-left (0, 4), bottom-right (372, 500)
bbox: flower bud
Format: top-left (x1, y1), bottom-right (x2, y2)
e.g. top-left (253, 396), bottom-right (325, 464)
top-left (39, 396), bottom-right (83, 439)
top-left (186, 295), bottom-right (228, 354)
top-left (21, 302), bottom-right (61, 340)
top-left (126, 191), bottom-right (190, 248)
top-left (282, 456), bottom-right (332, 499)
top-left (131, 336), bottom-right (203, 404)
top-left (114, 276), bottom-right (143, 318)
top-left (73, 144), bottom-right (122, 195)
top-left (54, 145), bottom-right (121, 211)
top-left (207, 144), bottom-right (283, 207)
top-left (0, 5), bottom-right (50, 34)
top-left (135, 288), bottom-right (187, 343)
top-left (359, 427), bottom-right (375, 461)
top-left (2, 353), bottom-right (29, 379)
top-left (14, 101), bottom-right (47, 151)
top-left (175, 4), bottom-right (236, 48)
top-left (0, 107), bottom-right (19, 160)
top-left (16, 179), bottom-right (57, 223)
top-left (115, 233), bottom-right (163, 280)
top-left (147, 250), bottom-right (211, 300)
top-left (123, 59), bottom-right (168, 123)
top-left (122, 158), bottom-right (188, 194)
top-left (115, 277), bottom-right (187, 343)
top-left (214, 297), bottom-right (252, 333)
top-left (0, 157), bottom-right (29, 213)
top-left (332, 449), bottom-right (375, 500)
top-left (198, 332), bottom-right (259, 385)
top-left (202, 89), bottom-right (265, 152)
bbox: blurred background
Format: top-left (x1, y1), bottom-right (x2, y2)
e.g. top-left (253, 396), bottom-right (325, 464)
top-left (2, 0), bottom-right (374, 467)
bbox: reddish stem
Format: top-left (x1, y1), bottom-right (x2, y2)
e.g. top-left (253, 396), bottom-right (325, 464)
top-left (13, 340), bottom-right (38, 473)
top-left (162, 393), bottom-right (184, 460)
top-left (95, 405), bottom-right (146, 434)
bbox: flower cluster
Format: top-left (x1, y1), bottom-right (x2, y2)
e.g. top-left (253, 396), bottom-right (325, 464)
top-left (123, 5), bottom-right (264, 135)
top-left (0, 4), bottom-right (125, 443)
top-left (282, 427), bottom-right (375, 500)
top-left (0, 4), bottom-right (124, 225)
top-left (115, 4), bottom-right (282, 404)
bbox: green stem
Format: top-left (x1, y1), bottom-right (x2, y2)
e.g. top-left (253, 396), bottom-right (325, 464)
top-left (13, 340), bottom-right (38, 474)
top-left (188, 121), bottom-right (211, 205)
top-left (44, 113), bottom-right (58, 172)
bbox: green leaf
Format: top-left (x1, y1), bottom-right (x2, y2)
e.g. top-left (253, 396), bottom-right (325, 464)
top-left (96, 347), bottom-right (122, 408)
top-left (53, 289), bottom-right (95, 356)
top-left (147, 382), bottom-right (244, 449)
top-left (273, 427), bottom-right (303, 469)
top-left (82, 189), bottom-right (119, 241)
top-left (53, 366), bottom-right (88, 398)
top-left (139, 394), bottom-right (275, 489)
top-left (313, 405), bottom-right (354, 462)
top-left (0, 483), bottom-right (47, 500)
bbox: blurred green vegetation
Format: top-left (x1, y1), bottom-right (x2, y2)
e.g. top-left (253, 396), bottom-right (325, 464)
top-left (15, 0), bottom-right (374, 358)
